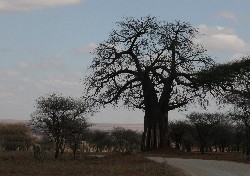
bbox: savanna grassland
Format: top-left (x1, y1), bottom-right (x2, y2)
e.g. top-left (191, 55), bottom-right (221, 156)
top-left (0, 150), bottom-right (182, 176)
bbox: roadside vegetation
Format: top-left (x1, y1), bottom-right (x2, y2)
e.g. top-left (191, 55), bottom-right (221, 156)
top-left (0, 150), bottom-right (174, 176)
top-left (0, 122), bottom-right (180, 176)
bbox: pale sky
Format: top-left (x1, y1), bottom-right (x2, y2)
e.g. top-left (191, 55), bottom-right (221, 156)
top-left (0, 0), bottom-right (250, 124)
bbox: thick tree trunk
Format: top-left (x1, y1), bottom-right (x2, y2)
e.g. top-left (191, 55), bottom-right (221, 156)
top-left (142, 110), bottom-right (169, 151)
top-left (141, 109), bottom-right (172, 151)
top-left (142, 108), bottom-right (160, 151)
top-left (141, 79), bottom-right (160, 151)
top-left (158, 112), bottom-right (170, 148)
top-left (141, 77), bottom-right (170, 151)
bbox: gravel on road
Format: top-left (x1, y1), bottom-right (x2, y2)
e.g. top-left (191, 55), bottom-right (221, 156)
top-left (147, 157), bottom-right (250, 176)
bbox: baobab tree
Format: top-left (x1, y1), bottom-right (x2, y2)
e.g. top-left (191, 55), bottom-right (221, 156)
top-left (85, 16), bottom-right (214, 150)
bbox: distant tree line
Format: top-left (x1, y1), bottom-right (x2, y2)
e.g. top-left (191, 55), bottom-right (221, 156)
top-left (0, 122), bottom-right (141, 160)
top-left (87, 127), bottom-right (141, 153)
top-left (169, 112), bottom-right (249, 158)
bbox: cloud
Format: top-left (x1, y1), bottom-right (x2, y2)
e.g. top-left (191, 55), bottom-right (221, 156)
top-left (16, 54), bottom-right (66, 72)
top-left (0, 66), bottom-right (83, 119)
top-left (197, 24), bottom-right (235, 35)
top-left (0, 47), bottom-right (12, 53)
top-left (0, 0), bottom-right (84, 12)
top-left (214, 11), bottom-right (237, 21)
top-left (37, 78), bottom-right (80, 91)
top-left (196, 24), bottom-right (250, 53)
top-left (71, 43), bottom-right (97, 55)
top-left (2, 70), bottom-right (21, 77)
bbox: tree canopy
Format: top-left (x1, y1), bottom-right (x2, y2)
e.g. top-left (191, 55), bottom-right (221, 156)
top-left (197, 56), bottom-right (250, 97)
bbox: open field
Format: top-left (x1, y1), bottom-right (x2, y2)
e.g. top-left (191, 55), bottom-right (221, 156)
top-left (0, 151), bottom-right (183, 176)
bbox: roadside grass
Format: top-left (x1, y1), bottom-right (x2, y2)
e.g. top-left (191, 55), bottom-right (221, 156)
top-left (0, 151), bottom-right (177, 176)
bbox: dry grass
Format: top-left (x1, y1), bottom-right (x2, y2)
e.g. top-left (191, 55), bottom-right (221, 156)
top-left (0, 151), bottom-right (175, 176)
top-left (2, 149), bottom-right (246, 176)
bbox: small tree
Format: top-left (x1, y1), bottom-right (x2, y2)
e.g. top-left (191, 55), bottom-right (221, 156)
top-left (210, 123), bottom-right (234, 152)
top-left (88, 131), bottom-right (109, 152)
top-left (31, 93), bottom-right (91, 159)
top-left (187, 112), bottom-right (222, 154)
top-left (111, 127), bottom-right (141, 152)
top-left (232, 123), bottom-right (245, 153)
top-left (182, 132), bottom-right (195, 152)
top-left (65, 118), bottom-right (91, 159)
top-left (229, 109), bottom-right (250, 158)
top-left (169, 120), bottom-right (192, 150)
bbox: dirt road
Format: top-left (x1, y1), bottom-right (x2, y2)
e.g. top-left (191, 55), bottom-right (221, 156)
top-left (148, 157), bottom-right (250, 176)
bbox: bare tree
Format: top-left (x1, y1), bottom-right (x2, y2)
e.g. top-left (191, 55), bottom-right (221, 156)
top-left (30, 93), bottom-right (90, 159)
top-left (85, 16), bottom-right (214, 150)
